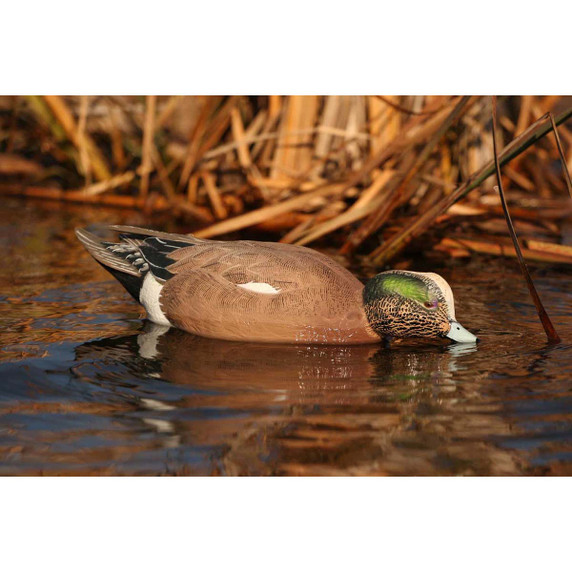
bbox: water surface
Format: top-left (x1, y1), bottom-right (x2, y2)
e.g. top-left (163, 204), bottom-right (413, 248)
top-left (1, 199), bottom-right (571, 475)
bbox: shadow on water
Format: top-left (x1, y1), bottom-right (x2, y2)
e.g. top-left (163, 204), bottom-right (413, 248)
top-left (1, 198), bottom-right (572, 475)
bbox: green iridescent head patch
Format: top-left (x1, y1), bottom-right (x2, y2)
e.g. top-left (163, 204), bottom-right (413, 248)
top-left (364, 273), bottom-right (434, 305)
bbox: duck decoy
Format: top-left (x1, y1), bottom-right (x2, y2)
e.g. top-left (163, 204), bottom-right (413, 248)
top-left (76, 225), bottom-right (477, 345)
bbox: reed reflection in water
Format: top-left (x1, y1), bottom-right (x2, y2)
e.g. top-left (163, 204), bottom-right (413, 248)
top-left (1, 199), bottom-right (572, 475)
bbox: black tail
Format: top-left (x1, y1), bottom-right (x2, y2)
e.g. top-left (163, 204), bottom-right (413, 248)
top-left (99, 264), bottom-right (143, 301)
top-left (76, 228), bottom-right (145, 301)
top-left (75, 226), bottom-right (203, 300)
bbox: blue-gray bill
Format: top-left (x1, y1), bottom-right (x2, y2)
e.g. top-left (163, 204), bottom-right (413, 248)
top-left (446, 321), bottom-right (478, 343)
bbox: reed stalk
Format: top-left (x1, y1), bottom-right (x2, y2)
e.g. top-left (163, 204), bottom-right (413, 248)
top-left (491, 96), bottom-right (560, 344)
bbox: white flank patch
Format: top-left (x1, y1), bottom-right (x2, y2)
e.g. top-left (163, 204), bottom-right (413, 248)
top-left (237, 281), bottom-right (281, 294)
top-left (139, 273), bottom-right (172, 326)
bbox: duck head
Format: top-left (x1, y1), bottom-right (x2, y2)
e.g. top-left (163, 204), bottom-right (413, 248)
top-left (363, 270), bottom-right (477, 343)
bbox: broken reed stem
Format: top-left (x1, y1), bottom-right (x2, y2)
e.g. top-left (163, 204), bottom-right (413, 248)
top-left (194, 183), bottom-right (345, 238)
top-left (201, 170), bottom-right (228, 220)
top-left (231, 107), bottom-right (253, 169)
top-left (192, 96), bottom-right (237, 170)
top-left (140, 95), bottom-right (157, 199)
top-left (78, 171), bottom-right (135, 196)
top-left (370, 105), bottom-right (572, 265)
top-left (151, 146), bottom-right (176, 200)
top-left (43, 95), bottom-right (111, 181)
top-left (548, 112), bottom-right (572, 199)
top-left (491, 96), bottom-right (561, 344)
top-left (436, 237), bottom-right (572, 265)
top-left (178, 96), bottom-right (215, 189)
top-left (156, 95), bottom-right (182, 129)
top-left (342, 96), bottom-right (472, 254)
top-left (78, 96), bottom-right (92, 186)
top-left (0, 181), bottom-right (213, 222)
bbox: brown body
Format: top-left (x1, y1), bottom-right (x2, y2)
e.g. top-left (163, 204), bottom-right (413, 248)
top-left (76, 226), bottom-right (475, 346)
top-left (161, 241), bottom-right (380, 344)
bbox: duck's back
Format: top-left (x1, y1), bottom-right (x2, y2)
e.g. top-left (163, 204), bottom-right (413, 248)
top-left (161, 240), bottom-right (379, 344)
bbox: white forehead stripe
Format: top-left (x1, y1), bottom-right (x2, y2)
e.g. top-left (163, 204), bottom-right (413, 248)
top-left (237, 281), bottom-right (281, 294)
top-left (402, 271), bottom-right (456, 320)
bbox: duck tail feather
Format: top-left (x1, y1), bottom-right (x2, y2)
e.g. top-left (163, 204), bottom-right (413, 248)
top-left (108, 225), bottom-right (207, 245)
top-left (75, 228), bottom-right (144, 301)
top-left (76, 228), bottom-right (141, 277)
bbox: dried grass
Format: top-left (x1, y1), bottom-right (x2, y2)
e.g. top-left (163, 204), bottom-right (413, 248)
top-left (1, 95), bottom-right (572, 267)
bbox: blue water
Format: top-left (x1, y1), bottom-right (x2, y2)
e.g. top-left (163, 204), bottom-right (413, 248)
top-left (1, 199), bottom-right (571, 475)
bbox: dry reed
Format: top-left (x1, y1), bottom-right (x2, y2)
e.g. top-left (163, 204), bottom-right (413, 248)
top-left (1, 95), bottom-right (572, 266)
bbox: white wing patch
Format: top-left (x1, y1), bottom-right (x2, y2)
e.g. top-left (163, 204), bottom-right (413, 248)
top-left (139, 273), bottom-right (172, 326)
top-left (237, 281), bottom-right (281, 294)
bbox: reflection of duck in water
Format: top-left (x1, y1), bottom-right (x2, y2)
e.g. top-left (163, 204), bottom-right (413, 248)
top-left (74, 325), bottom-right (483, 474)
top-left (136, 323), bottom-right (380, 392)
top-left (76, 323), bottom-right (476, 395)
top-left (76, 225), bottom-right (477, 345)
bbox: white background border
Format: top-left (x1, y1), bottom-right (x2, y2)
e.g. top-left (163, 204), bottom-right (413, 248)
top-left (2, 1), bottom-right (570, 569)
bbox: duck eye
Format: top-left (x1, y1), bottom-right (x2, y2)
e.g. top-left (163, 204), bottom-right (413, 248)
top-left (424, 300), bottom-right (438, 309)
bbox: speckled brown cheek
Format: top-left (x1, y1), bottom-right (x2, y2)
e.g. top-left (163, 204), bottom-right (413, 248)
top-left (365, 297), bottom-right (449, 339)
